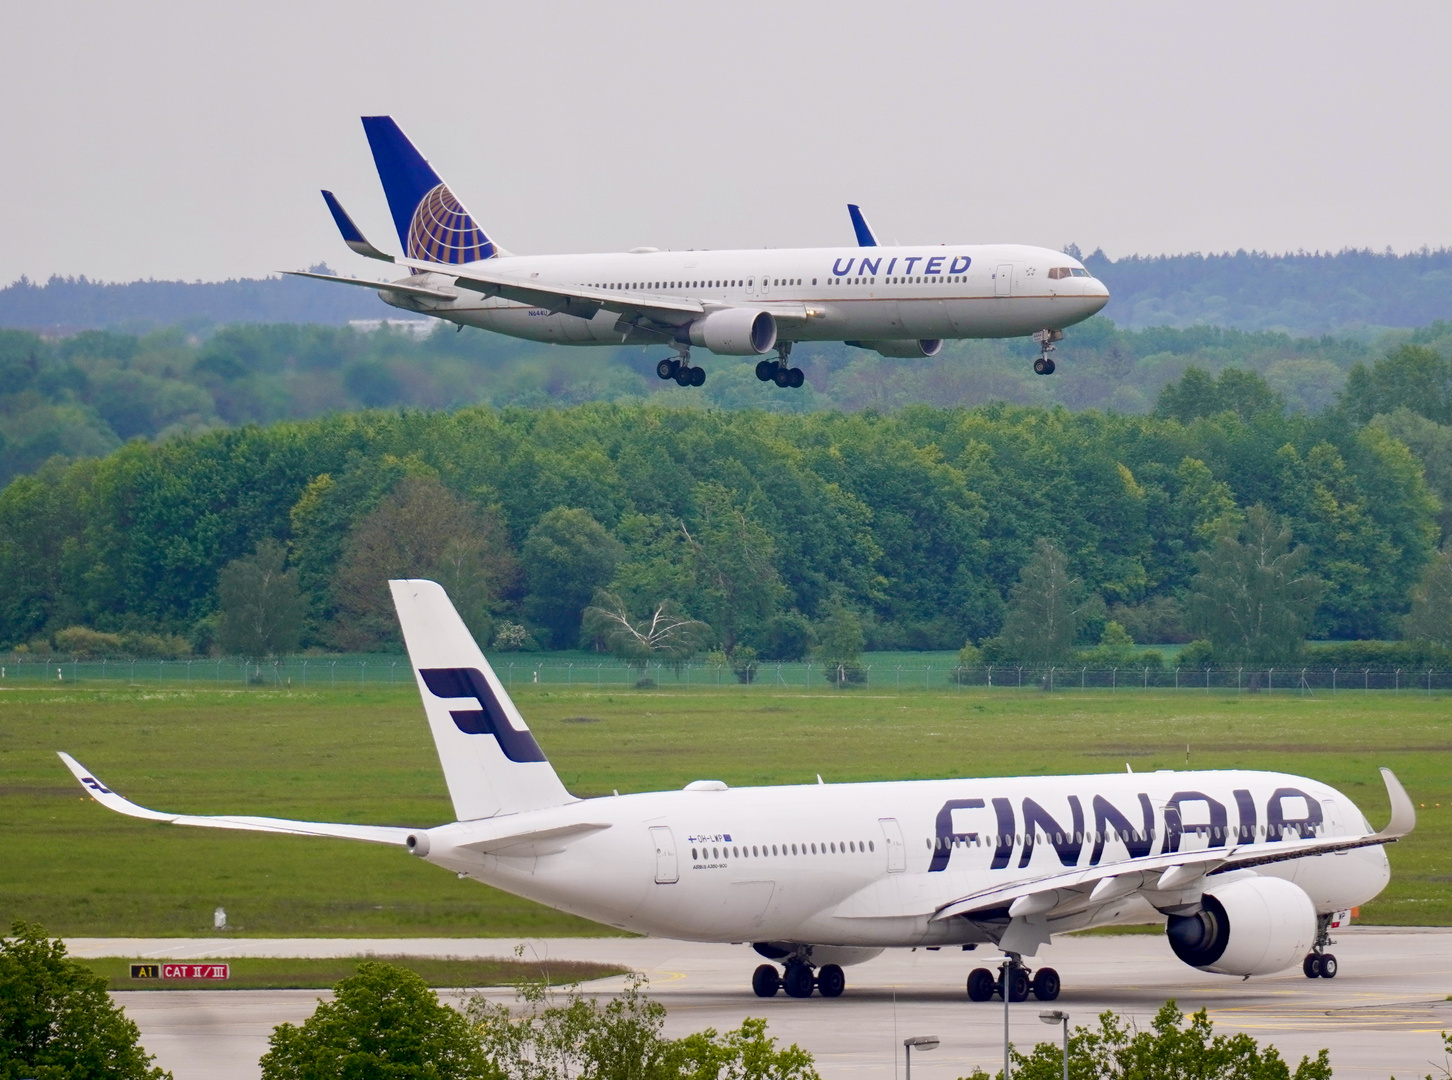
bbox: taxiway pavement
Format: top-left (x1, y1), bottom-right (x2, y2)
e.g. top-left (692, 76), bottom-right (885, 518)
top-left (71, 928), bottom-right (1451, 1080)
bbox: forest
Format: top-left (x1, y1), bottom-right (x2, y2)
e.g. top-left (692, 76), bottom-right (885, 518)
top-left (3, 317), bottom-right (1449, 487)
top-left (1, 343), bottom-right (1448, 662)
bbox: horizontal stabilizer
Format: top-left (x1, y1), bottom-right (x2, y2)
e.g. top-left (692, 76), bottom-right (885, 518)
top-left (321, 190), bottom-right (395, 262)
top-left (282, 269), bottom-right (456, 301)
top-left (58, 752), bottom-right (415, 846)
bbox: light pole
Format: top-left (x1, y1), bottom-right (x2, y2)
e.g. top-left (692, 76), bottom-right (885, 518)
top-left (1039, 1010), bottom-right (1069, 1080)
top-left (1001, 959), bottom-right (1012, 1080)
top-left (903, 1035), bottom-right (938, 1080)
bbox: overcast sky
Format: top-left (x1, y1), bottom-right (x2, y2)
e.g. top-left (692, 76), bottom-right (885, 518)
top-left (2, 1), bottom-right (1449, 284)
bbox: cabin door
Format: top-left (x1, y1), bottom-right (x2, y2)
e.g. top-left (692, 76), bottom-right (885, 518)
top-left (650, 826), bottom-right (678, 884)
top-left (995, 263), bottom-right (1014, 297)
top-left (879, 818), bottom-right (907, 872)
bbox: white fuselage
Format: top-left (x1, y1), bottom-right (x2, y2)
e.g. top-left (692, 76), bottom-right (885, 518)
top-left (378, 243), bottom-right (1109, 348)
top-left (420, 769), bottom-right (1388, 949)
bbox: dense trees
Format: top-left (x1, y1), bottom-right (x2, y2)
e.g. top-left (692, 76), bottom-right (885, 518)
top-left (0, 921), bottom-right (170, 1079)
top-left (0, 374), bottom-right (1441, 658)
top-left (2, 318), bottom-right (1449, 486)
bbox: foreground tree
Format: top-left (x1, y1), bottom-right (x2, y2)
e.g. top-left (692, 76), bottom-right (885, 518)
top-left (990, 538), bottom-right (1091, 664)
top-left (1186, 505), bottom-right (1323, 666)
top-left (0, 920), bottom-right (171, 1080)
top-left (682, 483), bottom-right (787, 655)
top-left (217, 539), bottom-right (307, 662)
top-left (968, 999), bottom-right (1331, 1080)
top-left (1403, 545), bottom-right (1452, 646)
top-left (331, 475), bottom-right (517, 650)
top-left (522, 507), bottom-right (622, 649)
top-left (259, 962), bottom-right (491, 1080)
top-left (582, 591), bottom-right (709, 678)
top-left (468, 974), bottom-right (818, 1080)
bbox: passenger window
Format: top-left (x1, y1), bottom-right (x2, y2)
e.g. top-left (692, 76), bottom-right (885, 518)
top-left (869, 841), bottom-right (875, 851)
top-left (691, 848), bottom-right (698, 859)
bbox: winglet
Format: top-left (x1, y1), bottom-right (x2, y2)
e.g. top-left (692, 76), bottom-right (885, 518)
top-left (847, 204), bottom-right (878, 247)
top-left (1375, 767), bottom-right (1416, 838)
top-left (58, 752), bottom-right (175, 823)
top-left (321, 190), bottom-right (395, 262)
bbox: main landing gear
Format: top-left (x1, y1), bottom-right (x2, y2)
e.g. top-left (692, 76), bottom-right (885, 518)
top-left (756, 343), bottom-right (804, 388)
top-left (1303, 914), bottom-right (1339, 979)
top-left (657, 354), bottom-right (706, 387)
top-left (1032, 329), bottom-right (1063, 376)
top-left (752, 960), bottom-right (845, 999)
top-left (966, 956), bottom-right (1060, 1002)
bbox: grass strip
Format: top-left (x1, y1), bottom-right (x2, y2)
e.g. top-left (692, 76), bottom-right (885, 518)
top-left (84, 954), bottom-right (628, 991)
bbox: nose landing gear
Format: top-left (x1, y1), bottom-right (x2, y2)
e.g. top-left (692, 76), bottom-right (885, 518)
top-left (1032, 329), bottom-right (1063, 375)
top-left (1302, 914), bottom-right (1339, 978)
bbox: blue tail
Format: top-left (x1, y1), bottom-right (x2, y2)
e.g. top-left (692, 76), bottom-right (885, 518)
top-left (360, 116), bottom-right (498, 263)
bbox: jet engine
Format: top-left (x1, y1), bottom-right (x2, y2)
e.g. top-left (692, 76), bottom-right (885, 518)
top-left (846, 339), bottom-right (943, 358)
top-left (1165, 875), bottom-right (1315, 976)
top-left (687, 309), bottom-right (777, 355)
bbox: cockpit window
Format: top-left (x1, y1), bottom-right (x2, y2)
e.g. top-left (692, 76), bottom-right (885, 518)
top-left (1049, 267), bottom-right (1093, 279)
top-left (1070, 268), bottom-right (1092, 277)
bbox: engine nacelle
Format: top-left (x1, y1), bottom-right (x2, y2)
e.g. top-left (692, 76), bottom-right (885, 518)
top-left (687, 309), bottom-right (777, 355)
top-left (846, 338), bottom-right (943, 358)
top-left (1166, 875), bottom-right (1315, 976)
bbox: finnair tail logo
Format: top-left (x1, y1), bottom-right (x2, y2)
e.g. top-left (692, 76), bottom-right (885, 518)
top-left (419, 667), bottom-right (546, 762)
top-left (407, 184), bottom-right (495, 264)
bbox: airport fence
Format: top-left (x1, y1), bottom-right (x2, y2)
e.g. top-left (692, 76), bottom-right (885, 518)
top-left (1, 654), bottom-right (1449, 693)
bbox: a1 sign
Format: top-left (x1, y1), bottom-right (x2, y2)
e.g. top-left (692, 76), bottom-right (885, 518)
top-left (161, 963), bottom-right (230, 980)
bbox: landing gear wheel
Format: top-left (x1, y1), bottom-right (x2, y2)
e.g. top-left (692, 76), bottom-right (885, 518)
top-left (817, 964), bottom-right (845, 998)
top-left (756, 359), bottom-right (778, 382)
top-left (967, 967), bottom-right (996, 1002)
top-left (773, 365), bottom-right (793, 388)
top-left (1303, 954), bottom-right (1322, 979)
top-left (1003, 967), bottom-right (1030, 1002)
top-left (674, 366), bottom-right (693, 386)
top-left (1033, 357), bottom-right (1048, 375)
top-left (1031, 967), bottom-right (1060, 1001)
top-left (690, 365), bottom-right (706, 387)
top-left (782, 962), bottom-right (815, 998)
top-left (1042, 358), bottom-right (1055, 374)
top-left (657, 358), bottom-right (679, 380)
top-left (1319, 954), bottom-right (1337, 978)
top-left (752, 964), bottom-right (781, 997)
top-left (787, 367), bottom-right (805, 388)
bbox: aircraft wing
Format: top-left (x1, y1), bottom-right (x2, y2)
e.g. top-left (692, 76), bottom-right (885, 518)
top-left (396, 256), bottom-right (706, 327)
top-left (59, 752), bottom-right (415, 846)
top-left (931, 767), bottom-right (1415, 923)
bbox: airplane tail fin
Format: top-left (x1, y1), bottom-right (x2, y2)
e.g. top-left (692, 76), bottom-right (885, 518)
top-left (391, 579), bottom-right (573, 820)
top-left (361, 116), bottom-right (503, 264)
top-left (847, 204), bottom-right (879, 247)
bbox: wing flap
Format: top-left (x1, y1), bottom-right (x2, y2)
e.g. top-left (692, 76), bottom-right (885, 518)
top-left (58, 753), bottom-right (415, 847)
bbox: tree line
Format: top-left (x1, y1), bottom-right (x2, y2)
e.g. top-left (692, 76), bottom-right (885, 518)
top-left (2, 315), bottom-right (1448, 487)
top-left (1, 344), bottom-right (1448, 667)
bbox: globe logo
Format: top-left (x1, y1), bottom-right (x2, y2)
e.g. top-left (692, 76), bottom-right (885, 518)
top-left (406, 183), bottom-right (494, 264)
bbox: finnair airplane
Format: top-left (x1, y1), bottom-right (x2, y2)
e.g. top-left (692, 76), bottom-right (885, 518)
top-left (288, 117), bottom-right (1109, 388)
top-left (63, 581), bottom-right (1412, 1002)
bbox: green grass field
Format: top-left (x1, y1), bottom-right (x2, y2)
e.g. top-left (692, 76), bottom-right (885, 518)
top-left (1, 683), bottom-right (1446, 936)
top-left (77, 955), bottom-right (624, 991)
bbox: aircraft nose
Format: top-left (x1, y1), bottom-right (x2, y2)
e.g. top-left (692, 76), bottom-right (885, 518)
top-left (1086, 278), bottom-right (1110, 312)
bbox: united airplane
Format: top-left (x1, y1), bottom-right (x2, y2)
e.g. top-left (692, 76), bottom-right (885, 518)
top-left (62, 581), bottom-right (1412, 1002)
top-left (287, 117), bottom-right (1109, 387)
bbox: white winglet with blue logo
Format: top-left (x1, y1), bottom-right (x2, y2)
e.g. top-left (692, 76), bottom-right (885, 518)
top-left (390, 578), bottom-right (573, 820)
